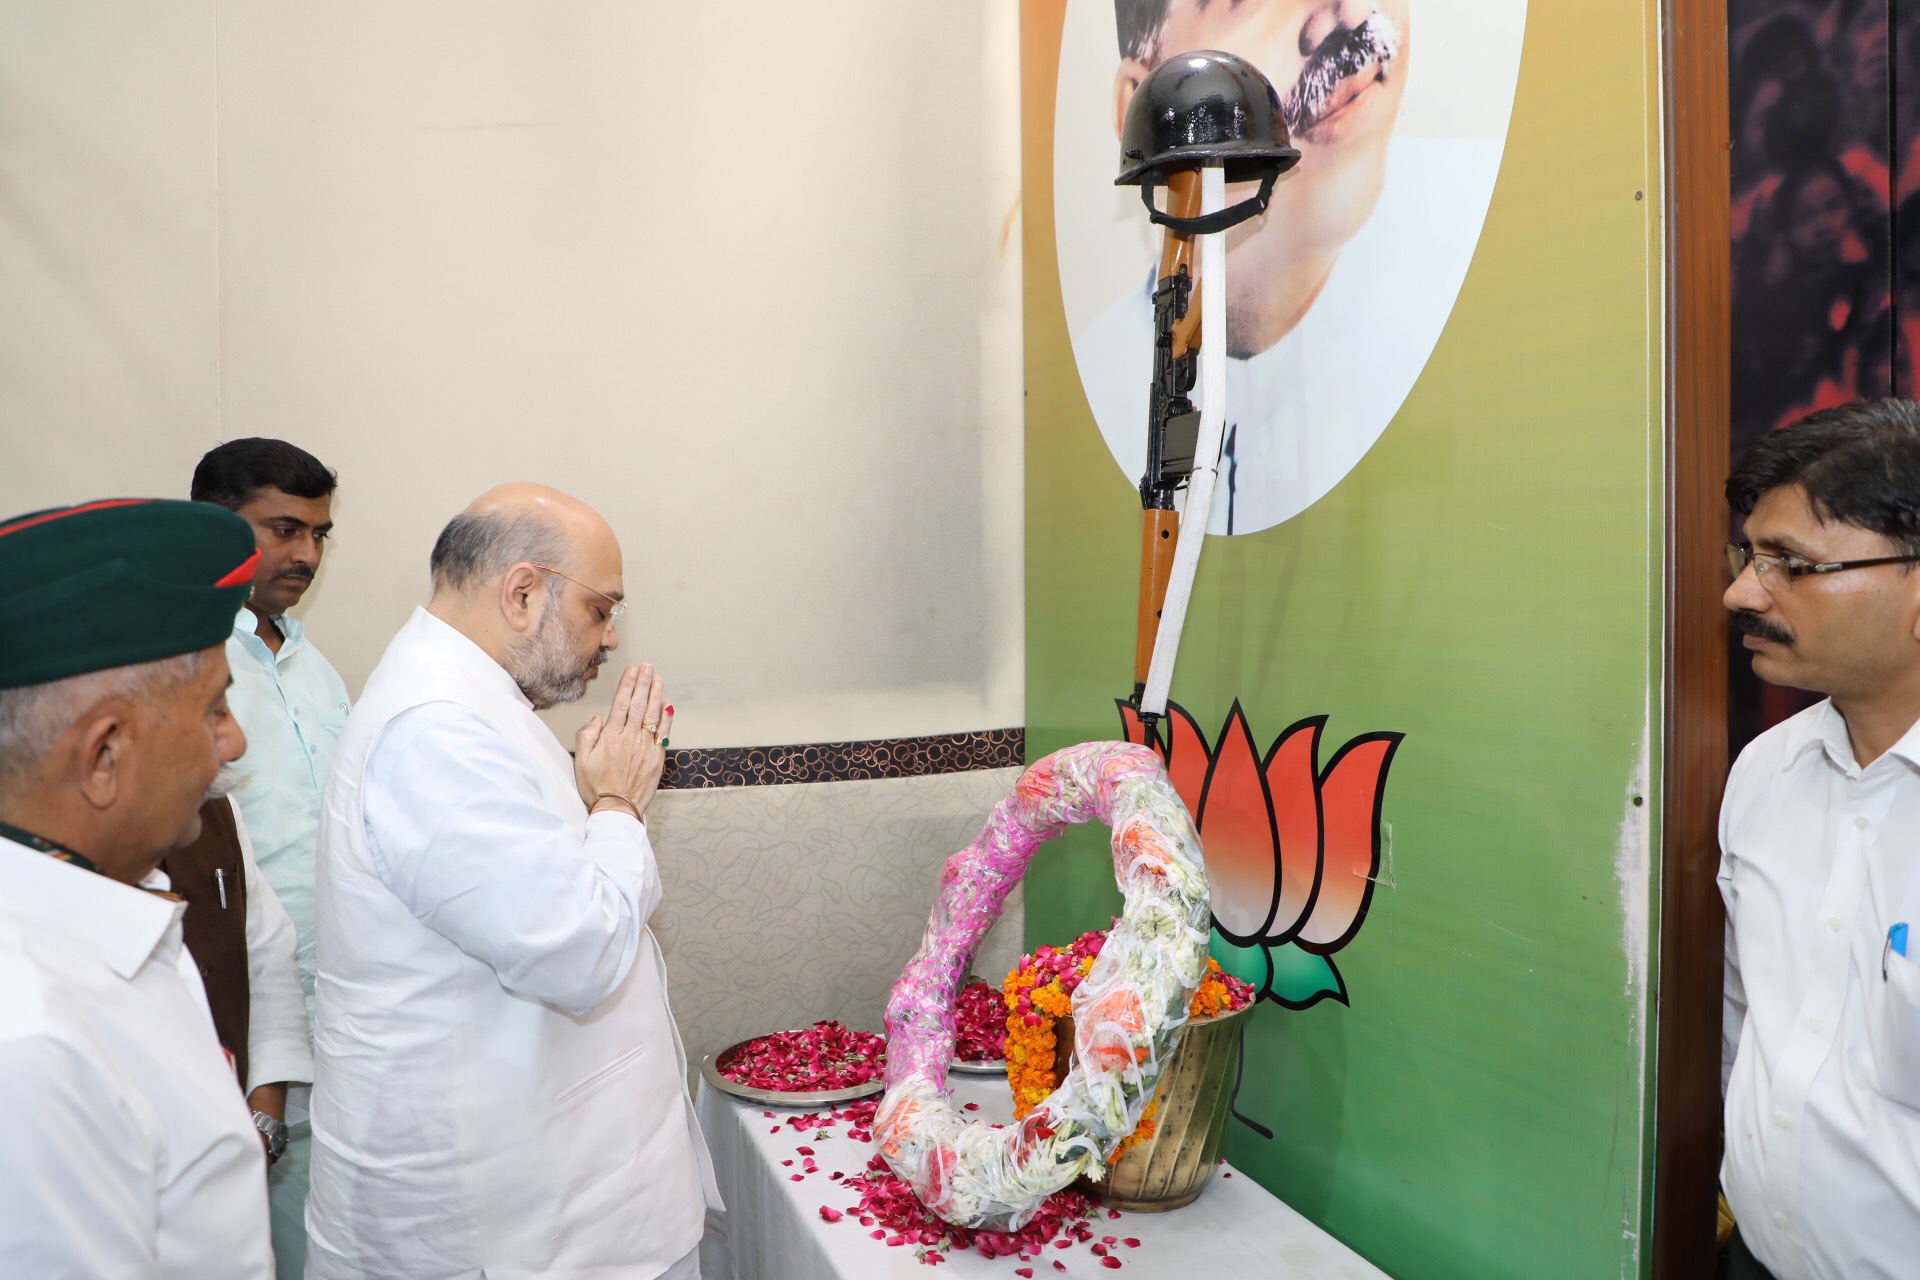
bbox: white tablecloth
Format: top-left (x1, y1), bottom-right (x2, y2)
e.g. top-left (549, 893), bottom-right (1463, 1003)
top-left (696, 1072), bottom-right (1390, 1280)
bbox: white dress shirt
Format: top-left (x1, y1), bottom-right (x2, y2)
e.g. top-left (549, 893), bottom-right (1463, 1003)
top-left (1720, 700), bottom-right (1920, 1279)
top-left (308, 608), bottom-right (716, 1280)
top-left (230, 799), bottom-right (312, 1094)
top-left (0, 834), bottom-right (273, 1279)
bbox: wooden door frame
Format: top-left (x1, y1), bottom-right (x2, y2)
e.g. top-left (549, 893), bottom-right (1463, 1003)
top-left (1655, 0), bottom-right (1730, 1276)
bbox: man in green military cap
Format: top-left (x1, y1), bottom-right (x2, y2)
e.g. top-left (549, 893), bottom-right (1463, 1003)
top-left (0, 498), bottom-right (272, 1278)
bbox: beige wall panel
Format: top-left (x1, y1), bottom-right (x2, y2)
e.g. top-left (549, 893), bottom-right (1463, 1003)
top-left (648, 767), bottom-right (1025, 1068)
top-left (0, 3), bottom-right (218, 506)
top-left (0, 0), bottom-right (1032, 1128)
top-left (210, 1), bottom-right (1024, 748)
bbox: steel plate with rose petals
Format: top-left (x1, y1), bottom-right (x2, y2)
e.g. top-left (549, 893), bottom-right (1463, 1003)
top-left (698, 1049), bottom-right (884, 1109)
top-left (952, 978), bottom-right (1008, 1064)
top-left (877, 741), bottom-right (1211, 1230)
top-left (701, 1020), bottom-right (888, 1107)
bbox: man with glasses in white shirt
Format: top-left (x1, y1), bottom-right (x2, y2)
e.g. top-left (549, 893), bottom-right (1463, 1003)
top-left (1720, 397), bottom-right (1920, 1279)
top-left (191, 438), bottom-right (351, 1279)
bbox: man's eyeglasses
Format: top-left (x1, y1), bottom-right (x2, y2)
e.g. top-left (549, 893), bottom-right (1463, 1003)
top-left (1725, 542), bottom-right (1920, 592)
top-left (531, 564), bottom-right (626, 623)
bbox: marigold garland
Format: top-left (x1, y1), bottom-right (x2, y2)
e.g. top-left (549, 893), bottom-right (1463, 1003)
top-left (1004, 935), bottom-right (1252, 1157)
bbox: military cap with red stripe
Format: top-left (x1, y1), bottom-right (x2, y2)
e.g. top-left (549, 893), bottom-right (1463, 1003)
top-left (0, 499), bottom-right (259, 691)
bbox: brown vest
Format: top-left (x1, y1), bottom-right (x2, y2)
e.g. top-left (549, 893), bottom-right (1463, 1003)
top-left (161, 798), bottom-right (251, 1090)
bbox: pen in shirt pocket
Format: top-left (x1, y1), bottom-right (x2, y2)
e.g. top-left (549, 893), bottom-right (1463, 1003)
top-left (216, 868), bottom-right (228, 910)
top-left (1884, 922), bottom-right (1908, 981)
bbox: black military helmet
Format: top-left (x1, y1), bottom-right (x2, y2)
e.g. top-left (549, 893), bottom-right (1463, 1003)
top-left (1116, 49), bottom-right (1300, 235)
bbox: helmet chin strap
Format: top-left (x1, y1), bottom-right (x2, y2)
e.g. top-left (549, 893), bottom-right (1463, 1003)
top-left (1139, 167), bottom-right (1281, 235)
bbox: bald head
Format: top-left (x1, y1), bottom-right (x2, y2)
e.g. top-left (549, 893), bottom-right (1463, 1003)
top-left (426, 484), bottom-right (625, 709)
top-left (430, 484), bottom-right (616, 596)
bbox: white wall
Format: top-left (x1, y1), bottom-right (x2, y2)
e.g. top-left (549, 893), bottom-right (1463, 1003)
top-left (1, 0), bottom-right (1031, 1082)
top-left (0, 2), bottom-right (220, 496)
top-left (0, 0), bottom-right (1024, 750)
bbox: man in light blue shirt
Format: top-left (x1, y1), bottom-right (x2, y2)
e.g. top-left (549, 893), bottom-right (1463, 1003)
top-left (192, 438), bottom-right (349, 1280)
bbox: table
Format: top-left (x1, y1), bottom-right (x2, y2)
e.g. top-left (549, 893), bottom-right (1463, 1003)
top-left (696, 1072), bottom-right (1391, 1280)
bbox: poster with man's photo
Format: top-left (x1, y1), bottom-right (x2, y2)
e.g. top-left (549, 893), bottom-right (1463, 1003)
top-left (1053, 0), bottom-right (1526, 535)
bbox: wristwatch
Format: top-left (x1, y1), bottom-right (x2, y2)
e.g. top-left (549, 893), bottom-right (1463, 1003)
top-left (251, 1111), bottom-right (289, 1163)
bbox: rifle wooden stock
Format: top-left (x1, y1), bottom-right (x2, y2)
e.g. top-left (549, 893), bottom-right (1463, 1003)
top-left (1134, 507), bottom-right (1180, 687)
top-left (1132, 168), bottom-right (1205, 697)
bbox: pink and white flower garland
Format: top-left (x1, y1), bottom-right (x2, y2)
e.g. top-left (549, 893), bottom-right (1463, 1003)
top-left (875, 742), bottom-right (1212, 1230)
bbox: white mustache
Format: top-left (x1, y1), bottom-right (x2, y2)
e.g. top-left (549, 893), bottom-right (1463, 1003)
top-left (204, 763), bottom-right (246, 801)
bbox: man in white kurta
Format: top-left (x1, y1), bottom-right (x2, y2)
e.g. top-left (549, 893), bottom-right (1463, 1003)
top-left (307, 484), bottom-right (717, 1280)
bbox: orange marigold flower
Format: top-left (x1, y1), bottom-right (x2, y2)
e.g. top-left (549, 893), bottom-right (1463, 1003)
top-left (1113, 1097), bottom-right (1161, 1157)
top-left (1188, 978), bottom-right (1228, 1019)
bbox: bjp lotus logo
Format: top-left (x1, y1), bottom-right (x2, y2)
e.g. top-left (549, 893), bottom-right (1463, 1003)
top-left (1119, 700), bottom-right (1401, 1010)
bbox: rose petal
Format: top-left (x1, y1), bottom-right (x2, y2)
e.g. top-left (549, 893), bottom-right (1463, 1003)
top-left (1102, 1259), bottom-right (1123, 1270)
top-left (819, 1206), bottom-right (844, 1222)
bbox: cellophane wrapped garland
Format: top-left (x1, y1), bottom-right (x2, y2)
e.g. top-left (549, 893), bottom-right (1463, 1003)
top-left (875, 742), bottom-right (1212, 1231)
top-left (1005, 935), bottom-right (1253, 1155)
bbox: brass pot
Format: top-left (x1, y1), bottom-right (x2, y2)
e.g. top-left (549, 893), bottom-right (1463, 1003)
top-left (1054, 1002), bottom-right (1253, 1212)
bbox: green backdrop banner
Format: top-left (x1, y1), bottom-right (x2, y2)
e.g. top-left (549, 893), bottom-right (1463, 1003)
top-left (1021, 3), bottom-right (1664, 1277)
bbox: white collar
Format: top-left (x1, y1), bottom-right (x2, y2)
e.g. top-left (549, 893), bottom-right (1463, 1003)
top-left (1780, 700), bottom-right (1920, 776)
top-left (407, 607), bottom-right (534, 711)
top-left (0, 836), bottom-right (182, 979)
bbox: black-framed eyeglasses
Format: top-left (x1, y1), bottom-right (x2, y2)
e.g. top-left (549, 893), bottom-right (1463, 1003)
top-left (1725, 542), bottom-right (1920, 592)
top-left (531, 564), bottom-right (626, 622)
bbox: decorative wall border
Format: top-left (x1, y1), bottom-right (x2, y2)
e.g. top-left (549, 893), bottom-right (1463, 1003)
top-left (660, 728), bottom-right (1024, 789)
